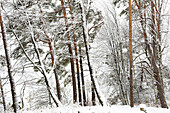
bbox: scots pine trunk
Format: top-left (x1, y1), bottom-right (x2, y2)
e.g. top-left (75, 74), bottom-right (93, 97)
top-left (157, 0), bottom-right (164, 98)
top-left (76, 46), bottom-right (82, 105)
top-left (134, 0), bottom-right (168, 108)
top-left (0, 77), bottom-right (6, 112)
top-left (128, 0), bottom-right (134, 107)
top-left (153, 64), bottom-right (168, 108)
top-left (150, 1), bottom-right (168, 108)
top-left (37, 2), bottom-right (61, 101)
top-left (151, 1), bottom-right (157, 61)
top-left (79, 45), bottom-right (87, 106)
top-left (68, 0), bottom-right (82, 105)
top-left (0, 10), bottom-right (17, 113)
top-left (60, 0), bottom-right (77, 103)
top-left (92, 86), bottom-right (96, 105)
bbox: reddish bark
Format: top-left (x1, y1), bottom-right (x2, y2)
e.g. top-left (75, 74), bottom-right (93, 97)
top-left (129, 0), bottom-right (134, 107)
top-left (60, 0), bottom-right (77, 103)
top-left (37, 1), bottom-right (61, 101)
top-left (134, 0), bottom-right (168, 108)
top-left (68, 0), bottom-right (82, 105)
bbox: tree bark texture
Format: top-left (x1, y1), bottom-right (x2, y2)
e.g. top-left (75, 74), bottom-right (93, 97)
top-left (37, 1), bottom-right (61, 101)
top-left (134, 0), bottom-right (168, 108)
top-left (92, 86), bottom-right (96, 106)
top-left (129, 0), bottom-right (134, 107)
top-left (60, 0), bottom-right (77, 103)
top-left (0, 77), bottom-right (6, 112)
top-left (150, 1), bottom-right (167, 108)
top-left (79, 46), bottom-right (87, 106)
top-left (68, 0), bottom-right (82, 105)
top-left (0, 10), bottom-right (18, 113)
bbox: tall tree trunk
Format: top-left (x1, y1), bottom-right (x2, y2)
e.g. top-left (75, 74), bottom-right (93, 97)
top-left (153, 63), bottom-right (168, 108)
top-left (157, 0), bottom-right (163, 92)
top-left (0, 10), bottom-right (17, 113)
top-left (0, 76), bottom-right (6, 112)
top-left (76, 46), bottom-right (82, 105)
top-left (79, 2), bottom-right (103, 106)
top-left (151, 1), bottom-right (157, 61)
top-left (79, 45), bottom-right (87, 106)
top-left (128, 0), bottom-right (134, 107)
top-left (151, 1), bottom-right (168, 108)
top-left (68, 0), bottom-right (82, 105)
top-left (60, 0), bottom-right (77, 103)
top-left (37, 1), bottom-right (61, 101)
top-left (134, 0), bottom-right (168, 108)
top-left (92, 86), bottom-right (96, 106)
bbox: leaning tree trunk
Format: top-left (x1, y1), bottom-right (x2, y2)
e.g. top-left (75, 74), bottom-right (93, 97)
top-left (24, 9), bottom-right (62, 107)
top-left (0, 10), bottom-right (17, 113)
top-left (79, 2), bottom-right (103, 106)
top-left (0, 76), bottom-right (6, 112)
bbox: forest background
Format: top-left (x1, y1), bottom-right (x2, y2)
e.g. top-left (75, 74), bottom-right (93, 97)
top-left (0, 0), bottom-right (170, 112)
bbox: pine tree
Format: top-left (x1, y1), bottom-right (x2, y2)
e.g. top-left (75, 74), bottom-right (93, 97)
top-left (128, 0), bottom-right (134, 107)
top-left (0, 76), bottom-right (6, 112)
top-left (59, 0), bottom-right (77, 103)
top-left (0, 9), bottom-right (17, 113)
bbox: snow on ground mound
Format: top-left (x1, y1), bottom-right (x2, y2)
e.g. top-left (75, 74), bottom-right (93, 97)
top-left (17, 105), bottom-right (170, 113)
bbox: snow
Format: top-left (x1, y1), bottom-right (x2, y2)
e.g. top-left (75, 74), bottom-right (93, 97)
top-left (0, 0), bottom-right (170, 113)
top-left (16, 105), bottom-right (170, 113)
top-left (139, 104), bottom-right (147, 108)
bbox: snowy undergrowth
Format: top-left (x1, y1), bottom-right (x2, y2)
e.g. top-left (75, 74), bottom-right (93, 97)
top-left (15, 105), bottom-right (170, 113)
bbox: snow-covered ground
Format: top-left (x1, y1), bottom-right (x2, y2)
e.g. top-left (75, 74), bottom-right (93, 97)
top-left (16, 105), bottom-right (170, 113)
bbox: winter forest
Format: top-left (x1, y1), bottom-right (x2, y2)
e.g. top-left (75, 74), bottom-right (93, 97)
top-left (0, 0), bottom-right (170, 113)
